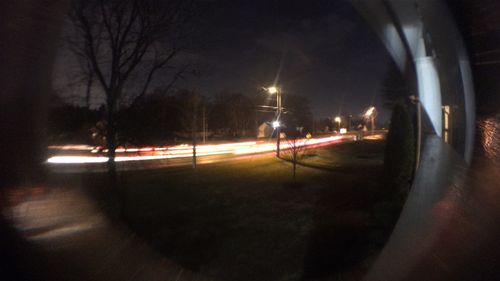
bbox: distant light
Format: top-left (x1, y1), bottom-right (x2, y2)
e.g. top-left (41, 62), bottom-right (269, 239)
top-left (268, 86), bottom-right (278, 94)
top-left (364, 107), bottom-right (376, 118)
top-left (272, 121), bottom-right (281, 128)
top-left (335, 116), bottom-right (341, 123)
top-left (364, 134), bottom-right (385, 140)
top-left (47, 145), bottom-right (95, 151)
top-left (340, 128), bottom-right (347, 134)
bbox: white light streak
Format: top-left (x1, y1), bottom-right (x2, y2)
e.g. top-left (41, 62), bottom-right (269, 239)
top-left (47, 136), bottom-right (352, 165)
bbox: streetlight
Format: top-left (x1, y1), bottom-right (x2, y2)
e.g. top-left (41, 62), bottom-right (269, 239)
top-left (335, 116), bottom-right (341, 131)
top-left (264, 86), bottom-right (282, 157)
top-left (364, 106), bottom-right (377, 133)
top-left (268, 86), bottom-right (278, 94)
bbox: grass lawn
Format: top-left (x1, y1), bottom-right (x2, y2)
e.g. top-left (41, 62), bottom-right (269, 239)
top-left (297, 139), bottom-right (386, 171)
top-left (82, 139), bottom-right (402, 281)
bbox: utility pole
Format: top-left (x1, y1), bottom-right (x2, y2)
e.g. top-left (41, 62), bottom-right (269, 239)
top-left (276, 89), bottom-right (282, 158)
top-left (192, 100), bottom-right (198, 169)
top-left (263, 86), bottom-right (282, 158)
top-left (202, 105), bottom-right (206, 144)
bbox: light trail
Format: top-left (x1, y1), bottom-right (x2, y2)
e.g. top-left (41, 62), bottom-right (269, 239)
top-left (47, 135), bottom-right (354, 165)
top-left (48, 145), bottom-right (95, 151)
top-left (363, 134), bottom-right (385, 140)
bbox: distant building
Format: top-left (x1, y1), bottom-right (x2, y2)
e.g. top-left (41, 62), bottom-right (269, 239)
top-left (257, 122), bottom-right (273, 139)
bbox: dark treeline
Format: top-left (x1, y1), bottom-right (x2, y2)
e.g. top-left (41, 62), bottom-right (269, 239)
top-left (48, 103), bottom-right (102, 145)
top-left (49, 90), bottom-right (313, 146)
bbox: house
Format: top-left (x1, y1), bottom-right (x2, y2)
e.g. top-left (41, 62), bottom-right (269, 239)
top-left (257, 122), bottom-right (273, 139)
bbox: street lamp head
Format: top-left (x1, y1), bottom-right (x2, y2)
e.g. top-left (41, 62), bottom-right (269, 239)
top-left (267, 86), bottom-right (279, 94)
top-left (272, 121), bottom-right (281, 128)
top-left (364, 107), bottom-right (376, 118)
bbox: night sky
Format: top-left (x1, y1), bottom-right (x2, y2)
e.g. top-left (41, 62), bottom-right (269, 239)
top-left (54, 0), bottom-right (395, 122)
top-left (190, 0), bottom-right (393, 120)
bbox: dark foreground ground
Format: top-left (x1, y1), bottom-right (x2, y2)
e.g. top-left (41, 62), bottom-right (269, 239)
top-left (82, 139), bottom-right (402, 281)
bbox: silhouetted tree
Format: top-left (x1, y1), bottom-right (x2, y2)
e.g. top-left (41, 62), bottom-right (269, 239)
top-left (282, 94), bottom-right (313, 131)
top-left (118, 93), bottom-right (183, 145)
top-left (210, 92), bottom-right (256, 138)
top-left (282, 120), bottom-right (308, 181)
top-left (380, 63), bottom-right (416, 200)
top-left (70, 0), bottom-right (197, 181)
top-left (384, 101), bottom-right (415, 200)
top-left (380, 63), bottom-right (411, 109)
top-left (48, 102), bottom-right (101, 144)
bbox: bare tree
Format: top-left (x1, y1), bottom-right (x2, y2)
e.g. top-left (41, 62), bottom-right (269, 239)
top-left (70, 0), bottom-right (196, 180)
top-left (283, 127), bottom-right (308, 181)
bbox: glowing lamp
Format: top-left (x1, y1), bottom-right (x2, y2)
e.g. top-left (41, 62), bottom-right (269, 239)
top-left (268, 86), bottom-right (278, 94)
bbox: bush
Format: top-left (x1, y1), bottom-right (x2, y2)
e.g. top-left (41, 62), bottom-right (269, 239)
top-left (384, 101), bottom-right (415, 200)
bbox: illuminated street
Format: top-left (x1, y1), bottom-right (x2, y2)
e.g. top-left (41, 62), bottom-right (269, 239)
top-left (46, 134), bottom-right (362, 172)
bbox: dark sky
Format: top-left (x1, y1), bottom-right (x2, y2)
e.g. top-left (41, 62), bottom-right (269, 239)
top-left (189, 0), bottom-right (394, 121)
top-left (54, 0), bottom-right (395, 122)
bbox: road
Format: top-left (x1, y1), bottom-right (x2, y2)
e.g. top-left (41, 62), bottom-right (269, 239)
top-left (46, 134), bottom-right (360, 173)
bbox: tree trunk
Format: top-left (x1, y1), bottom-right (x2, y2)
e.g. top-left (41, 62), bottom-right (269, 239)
top-left (106, 98), bottom-right (117, 186)
top-left (85, 69), bottom-right (93, 108)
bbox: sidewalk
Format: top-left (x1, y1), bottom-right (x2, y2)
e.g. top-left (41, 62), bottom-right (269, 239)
top-left (3, 186), bottom-right (212, 281)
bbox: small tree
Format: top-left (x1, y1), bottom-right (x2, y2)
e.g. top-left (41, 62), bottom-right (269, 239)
top-left (283, 126), bottom-right (308, 181)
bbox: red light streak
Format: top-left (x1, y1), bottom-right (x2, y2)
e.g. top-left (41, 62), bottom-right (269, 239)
top-left (47, 136), bottom-right (354, 164)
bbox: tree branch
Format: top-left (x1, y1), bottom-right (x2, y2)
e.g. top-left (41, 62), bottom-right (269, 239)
top-left (75, 4), bottom-right (109, 92)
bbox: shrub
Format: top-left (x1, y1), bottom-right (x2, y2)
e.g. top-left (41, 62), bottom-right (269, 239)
top-left (384, 101), bottom-right (415, 201)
